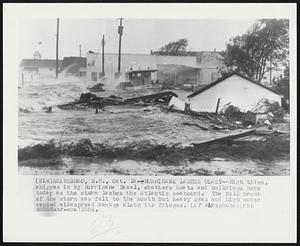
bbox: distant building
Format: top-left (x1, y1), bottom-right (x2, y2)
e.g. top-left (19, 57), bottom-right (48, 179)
top-left (125, 69), bottom-right (158, 86)
top-left (187, 71), bottom-right (282, 113)
top-left (60, 56), bottom-right (86, 78)
top-left (19, 59), bottom-right (62, 82)
top-left (86, 51), bottom-right (223, 85)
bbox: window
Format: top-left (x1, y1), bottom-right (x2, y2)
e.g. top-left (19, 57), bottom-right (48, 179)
top-left (137, 73), bottom-right (142, 77)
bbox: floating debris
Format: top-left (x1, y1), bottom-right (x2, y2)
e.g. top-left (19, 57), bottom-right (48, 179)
top-left (56, 91), bottom-right (177, 110)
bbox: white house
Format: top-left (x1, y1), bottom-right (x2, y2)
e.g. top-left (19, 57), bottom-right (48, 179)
top-left (187, 71), bottom-right (282, 113)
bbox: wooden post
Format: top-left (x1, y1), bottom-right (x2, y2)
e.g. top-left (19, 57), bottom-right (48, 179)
top-left (215, 98), bottom-right (221, 114)
top-left (102, 34), bottom-right (105, 76)
top-left (117, 18), bottom-right (123, 74)
top-left (56, 18), bottom-right (59, 79)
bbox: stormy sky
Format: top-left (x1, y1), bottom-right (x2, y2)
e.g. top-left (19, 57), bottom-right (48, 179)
top-left (19, 19), bottom-right (256, 60)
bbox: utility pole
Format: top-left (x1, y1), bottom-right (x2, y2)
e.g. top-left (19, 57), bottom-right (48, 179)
top-left (56, 18), bottom-right (59, 79)
top-left (79, 44), bottom-right (81, 57)
top-left (269, 55), bottom-right (272, 85)
top-left (101, 34), bottom-right (105, 76)
top-left (117, 18), bottom-right (123, 74)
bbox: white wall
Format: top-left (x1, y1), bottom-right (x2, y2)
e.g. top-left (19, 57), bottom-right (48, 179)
top-left (190, 74), bottom-right (282, 113)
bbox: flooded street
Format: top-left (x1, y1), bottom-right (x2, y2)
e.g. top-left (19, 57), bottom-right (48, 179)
top-left (18, 78), bottom-right (243, 149)
top-left (18, 79), bottom-right (290, 176)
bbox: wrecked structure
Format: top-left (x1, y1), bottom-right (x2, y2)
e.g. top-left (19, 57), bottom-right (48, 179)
top-left (187, 71), bottom-right (283, 113)
top-left (167, 71), bottom-right (285, 127)
top-left (56, 91), bottom-right (178, 110)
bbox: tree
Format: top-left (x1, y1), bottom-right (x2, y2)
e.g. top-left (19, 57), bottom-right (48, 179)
top-left (158, 39), bottom-right (189, 55)
top-left (221, 19), bottom-right (289, 82)
top-left (273, 66), bottom-right (289, 99)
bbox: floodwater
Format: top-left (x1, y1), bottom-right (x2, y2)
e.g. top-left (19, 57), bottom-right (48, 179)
top-left (18, 78), bottom-right (240, 149)
top-left (18, 78), bottom-right (290, 176)
top-left (19, 157), bottom-right (290, 176)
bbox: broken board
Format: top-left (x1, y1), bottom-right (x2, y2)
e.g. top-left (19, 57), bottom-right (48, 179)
top-left (193, 129), bottom-right (256, 146)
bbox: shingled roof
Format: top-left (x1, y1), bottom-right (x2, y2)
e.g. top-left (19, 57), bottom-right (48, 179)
top-left (187, 71), bottom-right (280, 98)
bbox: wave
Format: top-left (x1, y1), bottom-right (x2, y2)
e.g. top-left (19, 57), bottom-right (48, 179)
top-left (18, 78), bottom-right (95, 112)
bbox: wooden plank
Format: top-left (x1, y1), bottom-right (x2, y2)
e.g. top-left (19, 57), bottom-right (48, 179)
top-left (160, 105), bottom-right (210, 119)
top-left (254, 130), bottom-right (287, 136)
top-left (124, 91), bottom-right (177, 103)
top-left (193, 129), bottom-right (256, 146)
top-left (215, 98), bottom-right (220, 114)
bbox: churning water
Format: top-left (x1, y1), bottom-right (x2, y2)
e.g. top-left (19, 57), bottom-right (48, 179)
top-left (18, 77), bottom-right (289, 175)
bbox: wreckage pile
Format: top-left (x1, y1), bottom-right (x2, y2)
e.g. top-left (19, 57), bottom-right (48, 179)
top-left (56, 91), bottom-right (177, 110)
top-left (250, 98), bottom-right (285, 122)
top-left (221, 99), bottom-right (285, 128)
top-left (167, 95), bottom-right (286, 130)
top-left (54, 91), bottom-right (288, 145)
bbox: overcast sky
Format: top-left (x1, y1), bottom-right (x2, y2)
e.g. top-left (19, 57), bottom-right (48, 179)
top-left (19, 19), bottom-right (257, 60)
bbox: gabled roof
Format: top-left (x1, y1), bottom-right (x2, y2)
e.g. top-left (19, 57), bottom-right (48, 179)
top-left (187, 71), bottom-right (280, 98)
top-left (20, 59), bottom-right (62, 68)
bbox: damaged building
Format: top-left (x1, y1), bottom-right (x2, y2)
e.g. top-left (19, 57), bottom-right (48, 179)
top-left (187, 71), bottom-right (283, 113)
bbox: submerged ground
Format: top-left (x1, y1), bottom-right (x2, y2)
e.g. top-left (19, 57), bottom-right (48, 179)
top-left (18, 78), bottom-right (290, 176)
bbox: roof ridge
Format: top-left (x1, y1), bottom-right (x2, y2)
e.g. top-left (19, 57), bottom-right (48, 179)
top-left (187, 71), bottom-right (280, 98)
